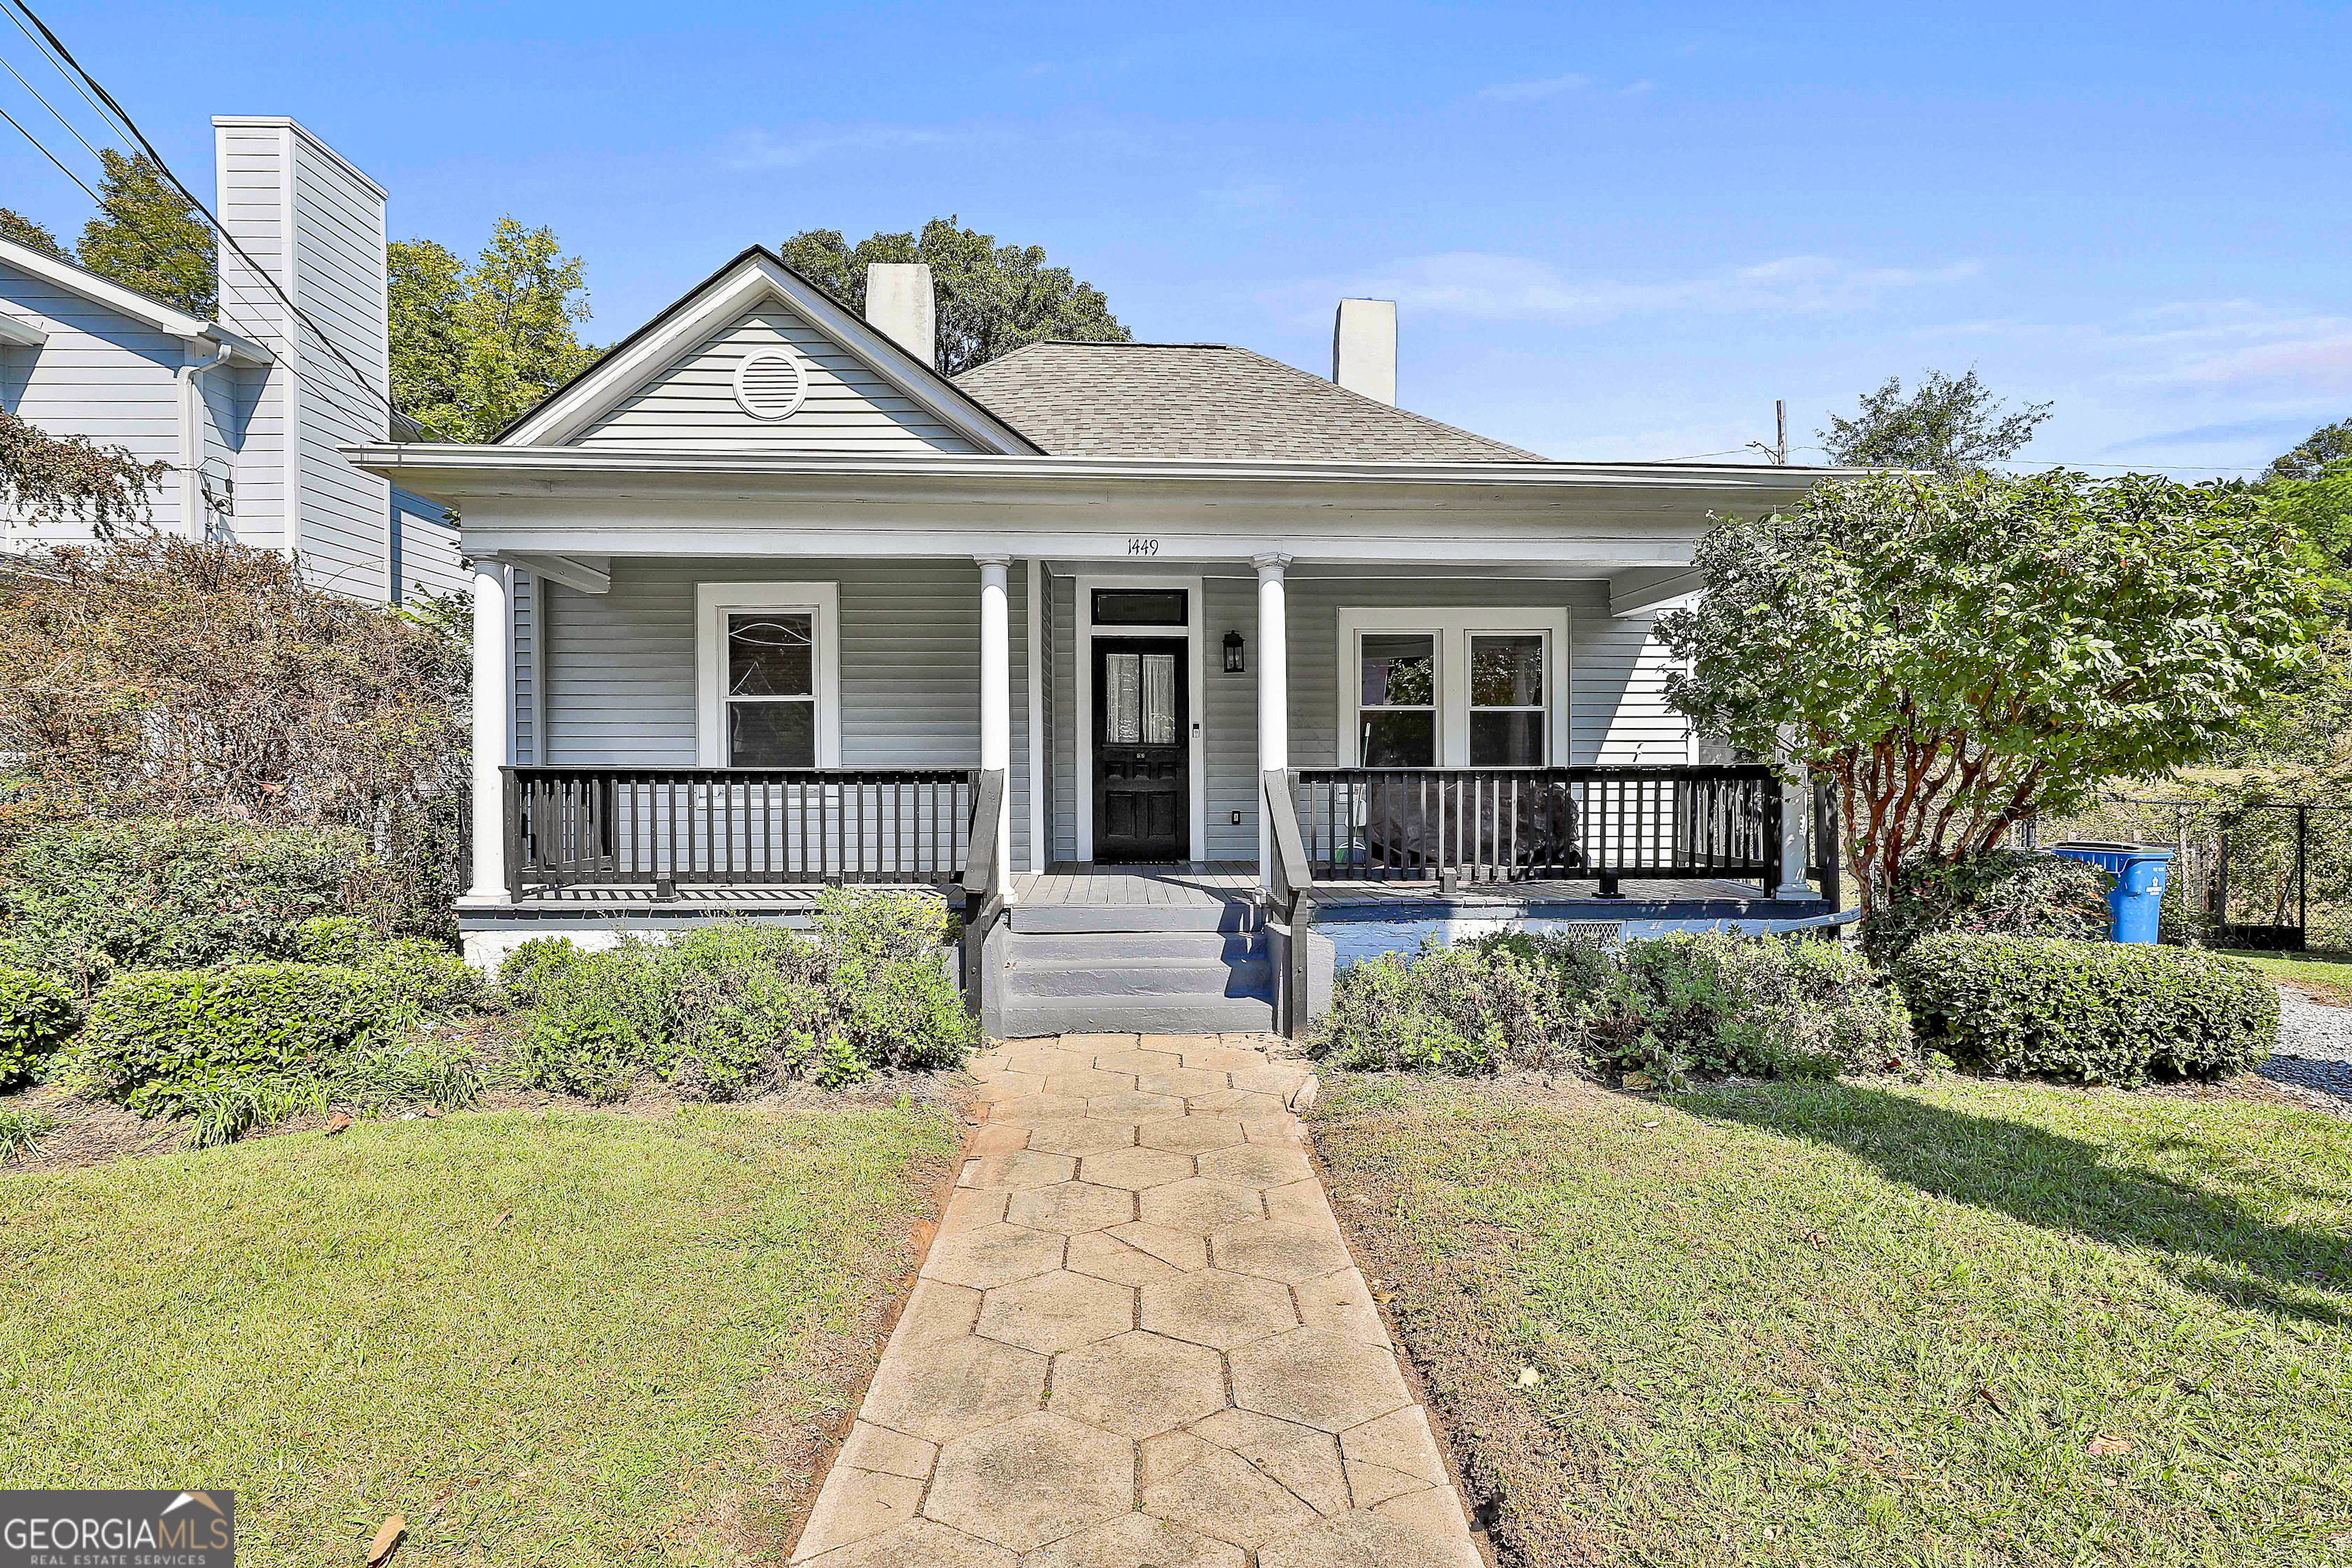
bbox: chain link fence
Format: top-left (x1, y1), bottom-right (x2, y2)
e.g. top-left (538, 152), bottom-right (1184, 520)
top-left (2029, 796), bottom-right (2352, 956)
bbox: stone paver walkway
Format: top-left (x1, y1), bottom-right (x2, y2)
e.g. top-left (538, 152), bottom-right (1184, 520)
top-left (791, 1033), bottom-right (1485, 1568)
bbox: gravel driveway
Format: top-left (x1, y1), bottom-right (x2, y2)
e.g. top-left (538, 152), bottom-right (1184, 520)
top-left (2261, 988), bottom-right (2352, 1103)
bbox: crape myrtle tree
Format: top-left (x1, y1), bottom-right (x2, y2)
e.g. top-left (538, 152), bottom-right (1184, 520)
top-left (1658, 469), bottom-right (2322, 915)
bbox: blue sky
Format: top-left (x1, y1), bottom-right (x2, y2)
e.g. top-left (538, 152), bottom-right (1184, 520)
top-left (3, 0), bottom-right (2346, 473)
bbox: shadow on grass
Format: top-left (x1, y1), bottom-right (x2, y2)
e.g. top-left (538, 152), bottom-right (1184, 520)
top-left (1679, 1082), bottom-right (2351, 1328)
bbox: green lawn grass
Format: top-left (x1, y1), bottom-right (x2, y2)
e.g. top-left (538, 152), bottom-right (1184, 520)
top-left (2221, 948), bottom-right (2352, 1007)
top-left (1313, 1074), bottom-right (2352, 1568)
top-left (1, 1103), bottom-right (957, 1566)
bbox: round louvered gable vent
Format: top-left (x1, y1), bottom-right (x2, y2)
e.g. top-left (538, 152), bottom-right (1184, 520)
top-left (733, 348), bottom-right (808, 420)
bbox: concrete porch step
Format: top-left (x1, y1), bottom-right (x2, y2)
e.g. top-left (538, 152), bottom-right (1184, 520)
top-left (998, 992), bottom-right (1279, 1037)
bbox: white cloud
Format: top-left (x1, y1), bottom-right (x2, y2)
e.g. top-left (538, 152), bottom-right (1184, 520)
top-left (717, 125), bottom-right (966, 170)
top-left (1927, 301), bottom-right (2352, 397)
top-left (1475, 73), bottom-right (1592, 103)
top-left (1319, 252), bottom-right (1982, 327)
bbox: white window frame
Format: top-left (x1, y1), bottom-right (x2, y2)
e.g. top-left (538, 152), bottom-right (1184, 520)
top-left (1336, 606), bottom-right (1570, 768)
top-left (696, 581), bottom-right (841, 767)
top-left (1075, 574), bottom-right (1206, 862)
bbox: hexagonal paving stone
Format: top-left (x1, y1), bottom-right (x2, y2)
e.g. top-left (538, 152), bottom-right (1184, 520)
top-left (1230, 1328), bottom-right (1412, 1435)
top-left (799, 1519), bottom-right (1015, 1568)
top-left (1263, 1178), bottom-right (1332, 1228)
top-left (861, 1334), bottom-right (1047, 1443)
top-left (1138, 1178), bottom-right (1265, 1235)
top-left (1077, 1145), bottom-right (1196, 1191)
top-left (974, 1269), bottom-right (1134, 1354)
top-left (987, 1095), bottom-right (1090, 1129)
top-left (1175, 1044), bottom-right (1266, 1071)
top-left (971, 1070), bottom-right (1047, 1102)
top-left (940, 1187), bottom-right (1010, 1235)
top-left (1185, 1088), bottom-right (1289, 1116)
top-left (1106, 1220), bottom-right (1209, 1272)
top-left (1023, 1117), bottom-right (1139, 1158)
top-left (1197, 1144), bottom-right (1315, 1190)
top-left (1140, 1429), bottom-right (1321, 1549)
top-left (1005, 1181), bottom-right (1134, 1235)
top-left (961, 1149), bottom-right (1077, 1191)
top-left (1021, 1511), bottom-right (1243, 1568)
top-left (1229, 1062), bottom-right (1310, 1098)
top-left (1093, 1047), bottom-right (1187, 1074)
top-left (1189, 1408), bottom-right (1349, 1515)
top-left (1295, 1268), bottom-right (1390, 1347)
top-left (923, 1410), bottom-right (1132, 1551)
top-left (1048, 1330), bottom-right (1227, 1438)
top-left (888, 1279), bottom-right (982, 1350)
top-left (1133, 1064), bottom-right (1231, 1098)
top-left (834, 1421), bottom-right (936, 1480)
top-left (1255, 1510), bottom-right (1479, 1568)
top-left (1209, 1221), bottom-right (1354, 1285)
top-left (1339, 1406), bottom-right (1450, 1486)
top-left (792, 1468), bottom-right (924, 1560)
top-left (1138, 1115), bottom-right (1249, 1154)
top-left (922, 1222), bottom-right (1066, 1290)
top-left (1141, 1269), bottom-right (1298, 1351)
top-left (1043, 1069), bottom-right (1140, 1099)
top-left (1089, 1090), bottom-right (1187, 1122)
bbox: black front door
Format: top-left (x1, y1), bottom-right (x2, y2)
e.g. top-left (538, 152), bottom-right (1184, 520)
top-left (1093, 637), bottom-right (1189, 863)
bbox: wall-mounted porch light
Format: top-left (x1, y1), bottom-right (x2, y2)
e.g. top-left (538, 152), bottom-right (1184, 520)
top-left (1223, 630), bottom-right (1245, 674)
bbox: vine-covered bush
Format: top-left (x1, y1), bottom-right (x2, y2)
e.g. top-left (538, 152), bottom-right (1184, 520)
top-left (505, 890), bottom-right (973, 1100)
top-left (1896, 933), bottom-right (2276, 1085)
top-left (1313, 930), bottom-right (1910, 1084)
top-left (0, 966), bottom-right (78, 1088)
top-left (77, 962), bottom-right (390, 1116)
top-left (1862, 850), bottom-right (2112, 966)
top-left (0, 819), bottom-right (363, 988)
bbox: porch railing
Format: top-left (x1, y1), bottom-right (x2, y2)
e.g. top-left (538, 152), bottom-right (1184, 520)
top-left (504, 766), bottom-right (977, 898)
top-left (1289, 764), bottom-right (1786, 889)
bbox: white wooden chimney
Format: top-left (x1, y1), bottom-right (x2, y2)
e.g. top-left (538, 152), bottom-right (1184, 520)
top-left (1331, 298), bottom-right (1396, 406)
top-left (865, 263), bottom-right (937, 365)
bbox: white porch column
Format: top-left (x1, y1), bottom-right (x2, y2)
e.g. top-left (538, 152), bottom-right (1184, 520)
top-left (1254, 552), bottom-right (1292, 889)
top-left (467, 556), bottom-right (513, 902)
top-left (975, 554), bottom-right (1013, 899)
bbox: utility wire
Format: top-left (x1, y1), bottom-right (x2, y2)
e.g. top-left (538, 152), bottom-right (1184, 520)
top-left (0, 41), bottom-right (100, 162)
top-left (0, 100), bottom-right (95, 201)
top-left (3, 0), bottom-right (441, 439)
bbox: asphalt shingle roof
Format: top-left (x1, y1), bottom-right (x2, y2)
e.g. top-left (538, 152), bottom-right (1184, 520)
top-left (952, 341), bottom-right (1545, 462)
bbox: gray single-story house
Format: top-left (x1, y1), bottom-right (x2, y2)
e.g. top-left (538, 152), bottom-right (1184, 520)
top-left (349, 249), bottom-right (1851, 1036)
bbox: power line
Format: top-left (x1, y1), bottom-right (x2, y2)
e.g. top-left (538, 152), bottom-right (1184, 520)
top-left (0, 39), bottom-right (102, 163)
top-left (3, 0), bottom-right (437, 439)
top-left (0, 100), bottom-right (95, 202)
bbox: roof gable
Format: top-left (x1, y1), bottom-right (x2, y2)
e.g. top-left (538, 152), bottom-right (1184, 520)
top-left (952, 341), bottom-right (1543, 462)
top-left (0, 238), bottom-right (270, 361)
top-left (499, 248), bottom-right (1035, 452)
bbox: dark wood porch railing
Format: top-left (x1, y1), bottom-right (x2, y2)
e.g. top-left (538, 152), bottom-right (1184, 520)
top-left (504, 766), bottom-right (976, 898)
top-left (1290, 764), bottom-right (1787, 890)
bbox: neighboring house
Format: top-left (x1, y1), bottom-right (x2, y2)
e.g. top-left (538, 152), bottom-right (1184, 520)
top-left (349, 251), bottom-right (1857, 1034)
top-left (0, 115), bottom-right (456, 603)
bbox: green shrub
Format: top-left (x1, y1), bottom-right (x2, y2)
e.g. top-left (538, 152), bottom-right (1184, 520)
top-left (361, 937), bottom-right (484, 1022)
top-left (77, 962), bottom-right (390, 1116)
top-left (501, 893), bottom-right (974, 1100)
top-left (1312, 929), bottom-right (1910, 1084)
top-left (0, 966), bottom-right (79, 1088)
top-left (1896, 933), bottom-right (2276, 1085)
top-left (289, 915), bottom-right (377, 965)
top-left (1, 819), bottom-right (364, 987)
top-left (1863, 850), bottom-right (2113, 966)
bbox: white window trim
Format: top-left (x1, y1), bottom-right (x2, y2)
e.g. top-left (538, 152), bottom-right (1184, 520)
top-left (1336, 606), bottom-right (1571, 768)
top-left (696, 581), bottom-right (841, 767)
top-left (1075, 575), bottom-right (1205, 862)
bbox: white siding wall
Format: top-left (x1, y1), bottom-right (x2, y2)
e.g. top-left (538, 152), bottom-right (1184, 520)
top-left (215, 116), bottom-right (393, 597)
top-left (573, 304), bottom-right (984, 453)
top-left (0, 263), bottom-right (191, 547)
top-left (395, 512), bottom-right (468, 600)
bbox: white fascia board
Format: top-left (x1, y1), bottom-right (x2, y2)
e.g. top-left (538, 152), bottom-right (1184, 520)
top-left (507, 552), bottom-right (611, 594)
top-left (0, 237), bottom-right (212, 338)
top-left (1609, 565), bottom-right (1708, 617)
top-left (0, 312), bottom-right (44, 346)
top-left (498, 254), bottom-right (1032, 452)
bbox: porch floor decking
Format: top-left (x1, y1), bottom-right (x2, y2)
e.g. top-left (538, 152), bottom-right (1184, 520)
top-left (1014, 861), bottom-right (1785, 909)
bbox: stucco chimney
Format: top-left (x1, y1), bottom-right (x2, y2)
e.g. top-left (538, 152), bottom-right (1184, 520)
top-left (865, 263), bottom-right (937, 366)
top-left (1331, 298), bottom-right (1396, 406)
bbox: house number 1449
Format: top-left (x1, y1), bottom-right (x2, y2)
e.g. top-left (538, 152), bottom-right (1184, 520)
top-left (1126, 537), bottom-right (1160, 555)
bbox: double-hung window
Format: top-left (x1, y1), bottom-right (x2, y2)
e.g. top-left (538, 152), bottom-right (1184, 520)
top-left (696, 583), bottom-right (840, 768)
top-left (1341, 609), bottom-right (1567, 768)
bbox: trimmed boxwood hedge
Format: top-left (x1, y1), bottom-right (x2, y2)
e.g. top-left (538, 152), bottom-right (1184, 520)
top-left (78, 962), bottom-right (390, 1116)
top-left (1896, 933), bottom-right (2276, 1085)
top-left (0, 966), bottom-right (78, 1089)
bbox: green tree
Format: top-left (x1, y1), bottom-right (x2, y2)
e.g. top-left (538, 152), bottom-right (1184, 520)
top-left (779, 216), bottom-right (1129, 375)
top-left (2232, 456), bottom-right (2352, 773)
top-left (0, 208), bottom-right (68, 260)
top-left (388, 220), bottom-right (599, 442)
top-left (2265, 416), bottom-right (2352, 483)
top-left (1658, 469), bottom-right (2322, 913)
top-left (77, 150), bottom-right (215, 317)
top-left (0, 408), bottom-right (165, 537)
top-left (1818, 368), bottom-right (2051, 475)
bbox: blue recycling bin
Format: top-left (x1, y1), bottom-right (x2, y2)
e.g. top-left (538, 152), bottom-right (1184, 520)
top-left (2050, 841), bottom-right (2174, 944)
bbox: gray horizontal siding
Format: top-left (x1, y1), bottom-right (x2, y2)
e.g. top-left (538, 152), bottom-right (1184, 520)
top-left (574, 303), bottom-right (984, 453)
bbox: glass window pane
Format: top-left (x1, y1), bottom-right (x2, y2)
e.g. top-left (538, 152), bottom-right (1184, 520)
top-left (1470, 635), bottom-right (1544, 707)
top-left (1093, 589), bottom-right (1187, 626)
top-left (1361, 710), bottom-right (1436, 767)
top-left (728, 612), bottom-right (813, 697)
top-left (1142, 654), bottom-right (1177, 745)
top-left (1470, 710), bottom-right (1545, 766)
top-left (1106, 652), bottom-right (1141, 745)
top-left (1360, 634), bottom-right (1435, 707)
top-left (729, 701), bottom-right (815, 766)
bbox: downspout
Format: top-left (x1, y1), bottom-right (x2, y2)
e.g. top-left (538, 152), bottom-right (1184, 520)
top-left (177, 337), bottom-right (234, 541)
